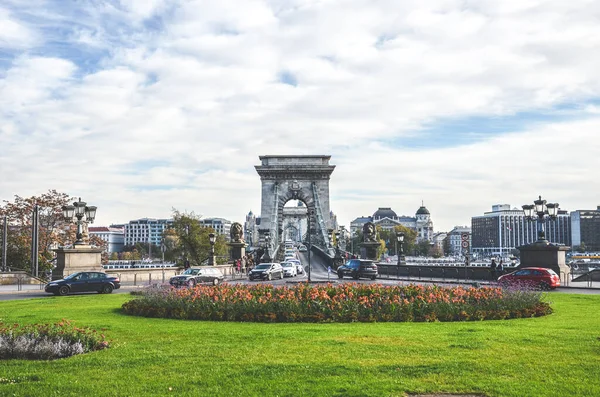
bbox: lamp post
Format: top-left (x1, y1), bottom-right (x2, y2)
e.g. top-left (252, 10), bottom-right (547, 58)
top-left (62, 198), bottom-right (97, 246)
top-left (334, 230), bottom-right (341, 267)
top-left (208, 233), bottom-right (216, 266)
top-left (247, 230), bottom-right (253, 248)
top-left (2, 215), bottom-right (7, 272)
top-left (396, 232), bottom-right (405, 278)
top-left (522, 195), bottom-right (559, 242)
top-left (264, 232), bottom-right (271, 262)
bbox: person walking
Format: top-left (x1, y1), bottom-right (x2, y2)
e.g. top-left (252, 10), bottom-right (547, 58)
top-left (490, 259), bottom-right (497, 281)
top-left (497, 259), bottom-right (504, 278)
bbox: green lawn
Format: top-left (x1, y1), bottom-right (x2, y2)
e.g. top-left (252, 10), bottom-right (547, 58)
top-left (1, 292), bottom-right (599, 397)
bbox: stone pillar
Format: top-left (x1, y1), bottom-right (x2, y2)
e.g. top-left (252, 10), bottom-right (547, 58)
top-left (360, 241), bottom-right (380, 261)
top-left (517, 241), bottom-right (570, 281)
top-left (228, 242), bottom-right (246, 261)
top-left (52, 245), bottom-right (103, 280)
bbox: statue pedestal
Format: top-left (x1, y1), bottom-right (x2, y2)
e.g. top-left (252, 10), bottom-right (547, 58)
top-left (228, 242), bottom-right (246, 261)
top-left (360, 241), bottom-right (380, 261)
top-left (53, 245), bottom-right (103, 280)
top-left (517, 241), bottom-right (570, 279)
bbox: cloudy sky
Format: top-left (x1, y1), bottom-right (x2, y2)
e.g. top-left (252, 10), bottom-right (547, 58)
top-left (1, 0), bottom-right (599, 232)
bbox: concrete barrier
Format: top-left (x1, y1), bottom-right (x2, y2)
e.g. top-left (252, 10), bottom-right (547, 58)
top-left (375, 264), bottom-right (498, 281)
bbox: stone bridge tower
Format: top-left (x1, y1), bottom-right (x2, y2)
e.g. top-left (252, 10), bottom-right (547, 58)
top-left (255, 155), bottom-right (335, 251)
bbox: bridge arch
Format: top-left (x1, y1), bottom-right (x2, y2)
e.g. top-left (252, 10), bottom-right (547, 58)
top-left (255, 155), bottom-right (335, 251)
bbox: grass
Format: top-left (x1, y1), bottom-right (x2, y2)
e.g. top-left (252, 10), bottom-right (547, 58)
top-left (0, 292), bottom-right (599, 396)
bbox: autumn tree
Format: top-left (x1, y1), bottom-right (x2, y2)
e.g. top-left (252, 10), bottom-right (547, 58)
top-left (0, 190), bottom-right (106, 272)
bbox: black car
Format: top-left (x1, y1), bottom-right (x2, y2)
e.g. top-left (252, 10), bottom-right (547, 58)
top-left (45, 272), bottom-right (121, 296)
top-left (337, 259), bottom-right (378, 280)
top-left (169, 267), bottom-right (225, 287)
top-left (248, 263), bottom-right (284, 281)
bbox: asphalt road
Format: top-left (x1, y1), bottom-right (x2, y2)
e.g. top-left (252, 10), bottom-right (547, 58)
top-left (1, 252), bottom-right (598, 300)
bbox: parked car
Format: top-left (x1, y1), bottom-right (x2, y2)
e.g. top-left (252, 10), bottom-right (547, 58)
top-left (298, 245), bottom-right (308, 252)
top-left (248, 263), bottom-right (283, 281)
top-left (45, 271), bottom-right (121, 296)
top-left (281, 262), bottom-right (298, 277)
top-left (169, 267), bottom-right (224, 287)
top-left (498, 267), bottom-right (560, 290)
top-left (337, 259), bottom-right (378, 280)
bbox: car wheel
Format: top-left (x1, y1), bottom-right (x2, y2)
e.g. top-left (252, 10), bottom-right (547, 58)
top-left (187, 279), bottom-right (196, 287)
top-left (102, 284), bottom-right (114, 294)
top-left (352, 273), bottom-right (360, 280)
top-left (267, 273), bottom-right (272, 281)
top-left (279, 272), bottom-right (284, 280)
top-left (539, 282), bottom-right (550, 291)
top-left (213, 278), bottom-right (220, 286)
top-left (371, 276), bottom-right (376, 280)
top-left (337, 271), bottom-right (343, 279)
top-left (58, 286), bottom-right (69, 296)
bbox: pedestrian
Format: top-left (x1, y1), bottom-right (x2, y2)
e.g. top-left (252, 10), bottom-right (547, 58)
top-left (184, 259), bottom-right (190, 270)
top-left (490, 258), bottom-right (497, 280)
top-left (241, 256), bottom-right (247, 274)
top-left (497, 259), bottom-right (504, 278)
top-left (236, 259), bottom-right (242, 273)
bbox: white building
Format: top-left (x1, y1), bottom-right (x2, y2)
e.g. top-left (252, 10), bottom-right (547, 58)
top-left (200, 218), bottom-right (232, 240)
top-left (471, 204), bottom-right (571, 258)
top-left (350, 205), bottom-right (435, 242)
top-left (124, 218), bottom-right (174, 246)
top-left (447, 226), bottom-right (472, 256)
top-left (89, 226), bottom-right (125, 253)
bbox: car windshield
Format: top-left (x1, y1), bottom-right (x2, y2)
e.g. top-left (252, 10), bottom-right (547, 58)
top-left (255, 264), bottom-right (271, 269)
top-left (182, 269), bottom-right (200, 275)
top-left (282, 263), bottom-right (293, 268)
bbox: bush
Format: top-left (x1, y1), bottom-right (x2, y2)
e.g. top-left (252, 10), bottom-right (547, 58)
top-left (0, 320), bottom-right (110, 360)
top-left (122, 283), bottom-right (552, 323)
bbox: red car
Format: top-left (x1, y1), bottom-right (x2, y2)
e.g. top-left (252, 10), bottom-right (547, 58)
top-left (498, 267), bottom-right (560, 290)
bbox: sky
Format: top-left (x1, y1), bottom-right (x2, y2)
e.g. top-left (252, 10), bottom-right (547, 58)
top-left (1, 0), bottom-right (600, 232)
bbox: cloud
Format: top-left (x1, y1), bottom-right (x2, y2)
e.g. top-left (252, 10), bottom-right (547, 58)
top-left (1, 0), bottom-right (600, 232)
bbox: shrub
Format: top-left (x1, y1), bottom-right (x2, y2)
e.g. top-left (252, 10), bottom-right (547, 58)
top-left (0, 320), bottom-right (110, 360)
top-left (122, 283), bottom-right (553, 323)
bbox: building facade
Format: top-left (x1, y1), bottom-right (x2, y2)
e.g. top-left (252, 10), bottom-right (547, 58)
top-left (447, 226), bottom-right (472, 256)
top-left (471, 204), bottom-right (571, 259)
top-left (571, 206), bottom-right (600, 252)
top-left (124, 218), bottom-right (174, 246)
top-left (200, 218), bottom-right (232, 240)
top-left (88, 226), bottom-right (125, 253)
top-left (349, 205), bottom-right (435, 242)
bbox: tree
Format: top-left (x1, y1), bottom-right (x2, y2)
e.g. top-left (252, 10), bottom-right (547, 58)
top-left (171, 209), bottom-right (228, 265)
top-left (442, 236), bottom-right (451, 256)
top-left (0, 190), bottom-right (106, 273)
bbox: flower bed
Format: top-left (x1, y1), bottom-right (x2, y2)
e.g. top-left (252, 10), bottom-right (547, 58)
top-left (122, 283), bottom-right (552, 323)
top-left (0, 320), bottom-right (110, 360)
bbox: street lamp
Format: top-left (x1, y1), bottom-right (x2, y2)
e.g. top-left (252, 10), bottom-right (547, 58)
top-left (396, 232), bottom-right (405, 278)
top-left (264, 232), bottom-right (272, 262)
top-left (307, 209), bottom-right (315, 282)
top-left (247, 230), bottom-right (253, 248)
top-left (62, 197), bottom-right (97, 245)
top-left (522, 195), bottom-right (559, 242)
top-left (208, 232), bottom-right (216, 265)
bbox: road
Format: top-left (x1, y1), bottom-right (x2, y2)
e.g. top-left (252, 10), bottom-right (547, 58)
top-left (1, 251), bottom-right (598, 300)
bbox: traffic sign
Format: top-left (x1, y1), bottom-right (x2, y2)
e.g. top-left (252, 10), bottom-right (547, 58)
top-left (461, 233), bottom-right (469, 241)
top-left (461, 241), bottom-right (469, 248)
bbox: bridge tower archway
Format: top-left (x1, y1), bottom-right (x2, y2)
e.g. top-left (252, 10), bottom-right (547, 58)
top-left (255, 155), bottom-right (335, 252)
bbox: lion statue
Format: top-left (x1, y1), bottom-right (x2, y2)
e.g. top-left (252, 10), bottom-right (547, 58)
top-left (362, 222), bottom-right (377, 242)
top-left (230, 222), bottom-right (244, 243)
